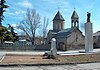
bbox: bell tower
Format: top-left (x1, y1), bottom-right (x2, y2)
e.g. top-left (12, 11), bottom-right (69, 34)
top-left (53, 11), bottom-right (65, 32)
top-left (71, 9), bottom-right (79, 28)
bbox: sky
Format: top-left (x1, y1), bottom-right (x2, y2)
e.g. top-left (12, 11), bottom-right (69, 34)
top-left (2, 0), bottom-right (100, 35)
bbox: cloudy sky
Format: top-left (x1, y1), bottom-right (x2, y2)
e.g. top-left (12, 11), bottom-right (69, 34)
top-left (2, 0), bottom-right (100, 34)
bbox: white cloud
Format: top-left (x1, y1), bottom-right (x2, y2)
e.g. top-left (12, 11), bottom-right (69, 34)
top-left (11, 23), bottom-right (18, 28)
top-left (16, 29), bottom-right (23, 33)
top-left (6, 8), bottom-right (10, 12)
top-left (6, 8), bottom-right (25, 19)
top-left (18, 0), bottom-right (33, 8)
top-left (11, 23), bottom-right (23, 33)
top-left (15, 11), bottom-right (19, 15)
top-left (21, 10), bottom-right (26, 14)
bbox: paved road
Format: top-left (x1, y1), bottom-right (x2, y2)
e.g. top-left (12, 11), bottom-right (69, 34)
top-left (0, 63), bottom-right (100, 70)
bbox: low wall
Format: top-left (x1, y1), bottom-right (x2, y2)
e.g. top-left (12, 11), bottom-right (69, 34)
top-left (0, 44), bottom-right (51, 51)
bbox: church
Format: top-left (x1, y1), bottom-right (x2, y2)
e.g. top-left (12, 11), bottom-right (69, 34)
top-left (46, 10), bottom-right (85, 51)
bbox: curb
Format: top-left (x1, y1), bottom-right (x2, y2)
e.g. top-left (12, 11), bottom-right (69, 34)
top-left (0, 63), bottom-right (76, 67)
top-left (0, 61), bottom-right (100, 67)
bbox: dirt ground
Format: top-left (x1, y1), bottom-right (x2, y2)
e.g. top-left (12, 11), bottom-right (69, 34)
top-left (1, 53), bottom-right (100, 65)
top-left (1, 54), bottom-right (58, 64)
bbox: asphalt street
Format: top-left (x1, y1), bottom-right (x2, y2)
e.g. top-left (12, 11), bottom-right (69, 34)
top-left (0, 63), bottom-right (100, 70)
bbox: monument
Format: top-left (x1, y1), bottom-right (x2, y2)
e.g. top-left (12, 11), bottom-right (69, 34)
top-left (50, 38), bottom-right (57, 56)
top-left (85, 12), bottom-right (93, 52)
top-left (44, 38), bottom-right (57, 59)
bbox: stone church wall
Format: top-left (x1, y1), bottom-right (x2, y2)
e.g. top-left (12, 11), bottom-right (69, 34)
top-left (56, 29), bottom-right (85, 51)
top-left (67, 30), bottom-right (85, 50)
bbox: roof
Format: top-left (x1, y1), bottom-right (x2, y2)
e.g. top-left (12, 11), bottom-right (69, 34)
top-left (48, 27), bottom-right (83, 38)
top-left (56, 27), bottom-right (82, 38)
top-left (71, 10), bottom-right (79, 19)
top-left (57, 28), bottom-right (71, 34)
top-left (47, 30), bottom-right (58, 36)
top-left (4, 41), bottom-right (13, 44)
top-left (53, 11), bottom-right (65, 21)
top-left (56, 28), bottom-right (71, 38)
top-left (93, 31), bottom-right (100, 36)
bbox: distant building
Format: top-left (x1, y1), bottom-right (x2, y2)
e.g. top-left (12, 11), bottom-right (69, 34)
top-left (93, 31), bottom-right (100, 48)
top-left (4, 41), bottom-right (13, 45)
top-left (16, 35), bottom-right (32, 45)
top-left (47, 10), bottom-right (85, 51)
top-left (17, 35), bottom-right (43, 45)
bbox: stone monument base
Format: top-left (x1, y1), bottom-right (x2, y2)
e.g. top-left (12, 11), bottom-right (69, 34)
top-left (85, 22), bottom-right (93, 52)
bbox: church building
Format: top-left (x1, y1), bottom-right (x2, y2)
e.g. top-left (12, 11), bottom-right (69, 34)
top-left (47, 10), bottom-right (85, 51)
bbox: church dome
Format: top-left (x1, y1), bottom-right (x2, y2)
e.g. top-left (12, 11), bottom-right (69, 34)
top-left (71, 10), bottom-right (79, 19)
top-left (53, 11), bottom-right (65, 21)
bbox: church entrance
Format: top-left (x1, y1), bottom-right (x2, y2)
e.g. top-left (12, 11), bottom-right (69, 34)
top-left (58, 42), bottom-right (66, 51)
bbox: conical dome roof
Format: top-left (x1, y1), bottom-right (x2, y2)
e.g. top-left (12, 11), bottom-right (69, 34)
top-left (53, 11), bottom-right (64, 21)
top-left (71, 10), bottom-right (79, 19)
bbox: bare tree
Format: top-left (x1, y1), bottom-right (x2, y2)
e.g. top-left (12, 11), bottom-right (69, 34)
top-left (42, 16), bottom-right (49, 44)
top-left (18, 8), bottom-right (40, 45)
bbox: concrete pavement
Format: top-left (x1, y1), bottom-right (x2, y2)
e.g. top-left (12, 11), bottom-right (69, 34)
top-left (0, 51), bottom-right (5, 60)
top-left (77, 63), bottom-right (100, 69)
top-left (0, 49), bottom-right (100, 56)
top-left (0, 51), bottom-right (44, 55)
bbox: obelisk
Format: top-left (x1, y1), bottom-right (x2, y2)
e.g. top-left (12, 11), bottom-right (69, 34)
top-left (85, 12), bottom-right (93, 52)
